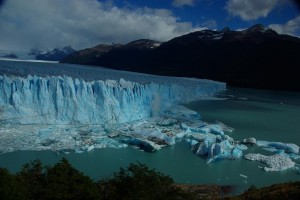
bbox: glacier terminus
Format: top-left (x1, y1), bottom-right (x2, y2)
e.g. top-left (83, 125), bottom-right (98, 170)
top-left (0, 60), bottom-right (299, 174)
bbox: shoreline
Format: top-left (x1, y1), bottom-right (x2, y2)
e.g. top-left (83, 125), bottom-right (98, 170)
top-left (175, 184), bottom-right (235, 199)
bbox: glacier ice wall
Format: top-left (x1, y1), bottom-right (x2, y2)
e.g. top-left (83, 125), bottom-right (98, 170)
top-left (0, 75), bottom-right (225, 125)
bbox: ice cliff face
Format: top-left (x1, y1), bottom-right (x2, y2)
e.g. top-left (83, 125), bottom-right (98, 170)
top-left (0, 75), bottom-right (225, 125)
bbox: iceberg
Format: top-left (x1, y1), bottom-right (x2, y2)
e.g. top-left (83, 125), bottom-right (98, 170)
top-left (185, 122), bottom-right (243, 162)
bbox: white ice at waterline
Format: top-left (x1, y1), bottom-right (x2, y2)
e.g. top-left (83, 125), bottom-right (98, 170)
top-left (244, 153), bottom-right (295, 172)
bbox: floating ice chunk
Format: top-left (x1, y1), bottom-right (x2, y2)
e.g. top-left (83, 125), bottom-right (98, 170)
top-left (156, 118), bottom-right (178, 126)
top-left (75, 149), bottom-right (84, 154)
top-left (244, 153), bottom-right (295, 172)
top-left (122, 138), bottom-right (161, 152)
top-left (188, 130), bottom-right (244, 162)
top-left (232, 148), bottom-right (243, 159)
top-left (38, 127), bottom-right (54, 139)
top-left (130, 129), bottom-right (175, 145)
top-left (87, 145), bottom-right (94, 152)
top-left (190, 140), bottom-right (198, 146)
top-left (242, 137), bottom-right (257, 145)
top-left (262, 147), bottom-right (285, 154)
top-left (239, 174), bottom-right (248, 179)
top-left (197, 122), bottom-right (233, 135)
top-left (164, 105), bottom-right (201, 120)
top-left (289, 154), bottom-right (300, 160)
top-left (236, 144), bottom-right (248, 151)
top-left (195, 140), bottom-right (210, 156)
top-left (198, 124), bottom-right (224, 135)
top-left (257, 141), bottom-right (299, 154)
top-left (175, 131), bottom-right (187, 139)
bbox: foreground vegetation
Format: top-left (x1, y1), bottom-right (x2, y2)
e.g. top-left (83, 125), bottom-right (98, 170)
top-left (0, 158), bottom-right (299, 200)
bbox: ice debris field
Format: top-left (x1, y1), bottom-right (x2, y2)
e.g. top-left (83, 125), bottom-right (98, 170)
top-left (0, 60), bottom-right (299, 174)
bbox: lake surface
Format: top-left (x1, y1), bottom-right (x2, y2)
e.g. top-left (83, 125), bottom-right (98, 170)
top-left (0, 87), bottom-right (299, 193)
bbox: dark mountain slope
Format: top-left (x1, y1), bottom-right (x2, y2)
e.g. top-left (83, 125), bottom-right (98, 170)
top-left (62, 25), bottom-right (300, 91)
top-left (61, 44), bottom-right (122, 64)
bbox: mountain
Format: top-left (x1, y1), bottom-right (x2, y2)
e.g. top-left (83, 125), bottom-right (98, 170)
top-left (61, 39), bottom-right (161, 65)
top-left (1, 53), bottom-right (17, 59)
top-left (32, 46), bottom-right (76, 61)
top-left (61, 25), bottom-right (300, 91)
top-left (61, 44), bottom-right (122, 64)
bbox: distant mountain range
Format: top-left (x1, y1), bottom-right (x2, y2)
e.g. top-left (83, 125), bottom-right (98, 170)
top-left (29, 46), bottom-right (76, 61)
top-left (0, 46), bottom-right (76, 61)
top-left (61, 24), bottom-right (300, 91)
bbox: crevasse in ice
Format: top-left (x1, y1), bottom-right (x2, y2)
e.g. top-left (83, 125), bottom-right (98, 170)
top-left (0, 75), bottom-right (225, 125)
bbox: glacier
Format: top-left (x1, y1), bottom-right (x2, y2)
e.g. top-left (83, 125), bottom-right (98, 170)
top-left (0, 60), bottom-right (299, 175)
top-left (0, 75), bottom-right (225, 125)
top-left (0, 60), bottom-right (227, 154)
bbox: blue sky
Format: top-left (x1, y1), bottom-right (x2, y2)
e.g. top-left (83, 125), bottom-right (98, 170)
top-left (109, 0), bottom-right (300, 30)
top-left (0, 0), bottom-right (299, 51)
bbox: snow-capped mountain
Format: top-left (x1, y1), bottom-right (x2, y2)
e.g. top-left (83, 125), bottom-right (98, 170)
top-left (0, 46), bottom-right (76, 61)
top-left (33, 46), bottom-right (76, 61)
top-left (61, 39), bottom-right (161, 64)
top-left (0, 50), bottom-right (36, 60)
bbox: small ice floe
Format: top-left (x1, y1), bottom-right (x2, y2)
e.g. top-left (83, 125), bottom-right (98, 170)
top-left (244, 153), bottom-right (295, 172)
top-left (61, 150), bottom-right (71, 154)
top-left (87, 145), bottom-right (95, 152)
top-left (256, 140), bottom-right (299, 154)
top-left (107, 132), bottom-right (120, 138)
top-left (236, 144), bottom-right (248, 151)
top-left (122, 138), bottom-right (162, 152)
top-left (75, 149), bottom-right (84, 154)
top-left (164, 105), bottom-right (201, 120)
top-left (239, 174), bottom-right (248, 179)
top-left (242, 137), bottom-right (257, 145)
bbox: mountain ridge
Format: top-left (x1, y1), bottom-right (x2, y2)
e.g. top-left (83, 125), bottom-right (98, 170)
top-left (61, 24), bottom-right (300, 91)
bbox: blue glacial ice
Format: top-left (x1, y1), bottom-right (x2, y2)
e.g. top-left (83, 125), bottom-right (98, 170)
top-left (0, 60), bottom-right (226, 154)
top-left (0, 60), bottom-right (299, 173)
top-left (0, 75), bottom-right (225, 125)
top-left (256, 140), bottom-right (299, 154)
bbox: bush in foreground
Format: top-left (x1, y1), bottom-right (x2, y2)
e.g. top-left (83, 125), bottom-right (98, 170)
top-left (0, 159), bottom-right (193, 200)
top-left (1, 158), bottom-right (300, 200)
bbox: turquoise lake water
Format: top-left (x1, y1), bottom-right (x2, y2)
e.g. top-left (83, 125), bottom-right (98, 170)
top-left (0, 87), bottom-right (299, 193)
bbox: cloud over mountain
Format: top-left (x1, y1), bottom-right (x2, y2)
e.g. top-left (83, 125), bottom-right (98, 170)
top-left (225, 0), bottom-right (279, 21)
top-left (0, 0), bottom-right (202, 51)
top-left (269, 16), bottom-right (300, 36)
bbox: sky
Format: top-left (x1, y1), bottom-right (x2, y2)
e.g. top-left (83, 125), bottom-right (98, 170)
top-left (0, 0), bottom-right (299, 51)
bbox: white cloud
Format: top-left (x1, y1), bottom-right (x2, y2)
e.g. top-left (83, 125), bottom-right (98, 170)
top-left (225, 0), bottom-right (279, 21)
top-left (201, 19), bottom-right (217, 29)
top-left (269, 16), bottom-right (300, 36)
top-left (172, 0), bottom-right (195, 8)
top-left (0, 0), bottom-right (204, 51)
